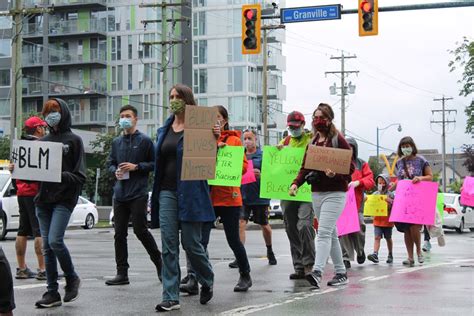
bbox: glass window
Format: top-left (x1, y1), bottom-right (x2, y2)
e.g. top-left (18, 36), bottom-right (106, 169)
top-left (117, 65), bottom-right (123, 91)
top-left (128, 35), bottom-right (133, 59)
top-left (0, 39), bottom-right (11, 58)
top-left (111, 37), bottom-right (116, 60)
top-left (128, 64), bottom-right (132, 90)
top-left (199, 69), bottom-right (207, 94)
top-left (198, 12), bottom-right (206, 36)
top-left (117, 36), bottom-right (121, 60)
top-left (0, 69), bottom-right (10, 86)
top-left (233, 66), bottom-right (243, 92)
top-left (0, 17), bottom-right (12, 29)
top-left (199, 40), bottom-right (207, 64)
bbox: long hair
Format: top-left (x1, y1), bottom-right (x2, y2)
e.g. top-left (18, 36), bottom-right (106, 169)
top-left (313, 103), bottom-right (339, 141)
top-left (215, 105), bottom-right (229, 130)
top-left (397, 136), bottom-right (418, 157)
top-left (169, 84), bottom-right (196, 105)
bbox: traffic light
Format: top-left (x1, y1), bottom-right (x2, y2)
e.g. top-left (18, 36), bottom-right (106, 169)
top-left (242, 4), bottom-right (261, 54)
top-left (358, 0), bottom-right (378, 36)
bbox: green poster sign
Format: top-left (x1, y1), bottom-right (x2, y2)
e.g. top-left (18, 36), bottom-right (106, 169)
top-left (260, 146), bottom-right (312, 202)
top-left (437, 193), bottom-right (444, 221)
top-left (208, 146), bottom-right (245, 187)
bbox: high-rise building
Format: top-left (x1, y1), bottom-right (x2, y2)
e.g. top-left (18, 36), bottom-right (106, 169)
top-left (191, 0), bottom-right (286, 144)
top-left (0, 2), bottom-right (12, 136)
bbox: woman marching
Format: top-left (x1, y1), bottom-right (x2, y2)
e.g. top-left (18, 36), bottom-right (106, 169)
top-left (393, 136), bottom-right (433, 267)
top-left (151, 84), bottom-right (218, 312)
top-left (289, 103), bottom-right (355, 290)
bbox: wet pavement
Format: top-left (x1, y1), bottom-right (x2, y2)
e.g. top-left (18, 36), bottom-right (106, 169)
top-left (1, 224), bottom-right (473, 315)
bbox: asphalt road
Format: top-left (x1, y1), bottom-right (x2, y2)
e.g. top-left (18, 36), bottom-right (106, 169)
top-left (1, 224), bottom-right (473, 315)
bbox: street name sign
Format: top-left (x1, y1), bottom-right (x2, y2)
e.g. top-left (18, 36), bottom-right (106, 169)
top-left (280, 5), bottom-right (342, 24)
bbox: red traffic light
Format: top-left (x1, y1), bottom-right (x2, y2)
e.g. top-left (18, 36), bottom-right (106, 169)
top-left (360, 1), bottom-right (372, 12)
top-left (244, 9), bottom-right (255, 20)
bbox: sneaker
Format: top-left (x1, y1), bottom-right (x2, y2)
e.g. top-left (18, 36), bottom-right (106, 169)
top-left (155, 301), bottom-right (180, 312)
top-left (418, 254), bottom-right (424, 264)
top-left (16, 267), bottom-right (36, 279)
top-left (402, 259), bottom-right (415, 267)
top-left (200, 286), bottom-right (213, 305)
top-left (35, 291), bottom-right (62, 308)
top-left (180, 274), bottom-right (190, 284)
top-left (289, 271), bottom-right (306, 280)
top-left (343, 260), bottom-right (351, 269)
top-left (422, 240), bottom-right (432, 252)
top-left (228, 259), bottom-right (239, 269)
top-left (357, 250), bottom-right (366, 264)
top-left (327, 273), bottom-right (349, 286)
top-left (179, 275), bottom-right (199, 295)
top-left (305, 270), bottom-right (321, 289)
top-left (367, 253), bottom-right (379, 264)
top-left (105, 274), bottom-right (129, 286)
top-left (386, 254), bottom-right (393, 264)
top-left (234, 272), bottom-right (252, 292)
top-left (63, 277), bottom-right (81, 303)
top-left (267, 250), bottom-right (277, 265)
top-left (36, 269), bottom-right (47, 281)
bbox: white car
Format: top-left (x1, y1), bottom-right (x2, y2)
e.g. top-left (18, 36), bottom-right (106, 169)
top-left (0, 170), bottom-right (99, 240)
top-left (442, 193), bottom-right (474, 233)
top-left (269, 200), bottom-right (283, 219)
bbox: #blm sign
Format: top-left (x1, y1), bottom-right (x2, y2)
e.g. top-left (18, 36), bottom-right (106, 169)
top-left (181, 105), bottom-right (218, 181)
top-left (303, 145), bottom-right (352, 175)
top-left (11, 140), bottom-right (63, 183)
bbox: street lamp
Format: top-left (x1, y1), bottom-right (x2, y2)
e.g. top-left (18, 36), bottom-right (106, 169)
top-left (376, 123), bottom-right (402, 160)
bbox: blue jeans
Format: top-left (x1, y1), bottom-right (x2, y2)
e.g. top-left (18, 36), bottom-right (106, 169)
top-left (159, 191), bottom-right (214, 302)
top-left (312, 192), bottom-right (346, 275)
top-left (36, 205), bottom-right (78, 292)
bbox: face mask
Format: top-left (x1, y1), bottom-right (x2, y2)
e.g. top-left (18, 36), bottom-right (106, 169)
top-left (288, 127), bottom-right (303, 138)
top-left (377, 184), bottom-right (385, 192)
top-left (119, 118), bottom-right (133, 129)
top-left (45, 112), bottom-right (61, 127)
top-left (244, 139), bottom-right (254, 147)
top-left (313, 117), bottom-right (329, 132)
top-left (401, 147), bottom-right (413, 156)
top-left (170, 99), bottom-right (186, 114)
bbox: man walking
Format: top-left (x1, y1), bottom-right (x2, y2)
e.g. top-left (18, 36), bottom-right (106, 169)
top-left (105, 105), bottom-right (162, 286)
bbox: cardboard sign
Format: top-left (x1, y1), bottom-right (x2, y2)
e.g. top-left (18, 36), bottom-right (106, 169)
top-left (363, 195), bottom-right (388, 217)
top-left (336, 186), bottom-right (360, 236)
top-left (304, 145), bottom-right (352, 175)
top-left (260, 146), bottom-right (312, 202)
top-left (461, 176), bottom-right (474, 207)
top-left (181, 105), bottom-right (218, 181)
top-left (389, 180), bottom-right (438, 225)
top-left (241, 159), bottom-right (256, 185)
top-left (11, 140), bottom-right (63, 183)
top-left (208, 146), bottom-right (245, 187)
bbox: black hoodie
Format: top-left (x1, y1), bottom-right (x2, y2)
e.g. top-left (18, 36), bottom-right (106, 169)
top-left (34, 98), bottom-right (86, 210)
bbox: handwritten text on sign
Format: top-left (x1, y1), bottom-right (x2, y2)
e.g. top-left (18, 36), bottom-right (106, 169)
top-left (11, 140), bottom-right (63, 183)
top-left (181, 105), bottom-right (218, 181)
top-left (363, 195), bottom-right (388, 217)
top-left (336, 186), bottom-right (360, 236)
top-left (208, 146), bottom-right (245, 187)
top-left (304, 145), bottom-right (352, 175)
top-left (461, 176), bottom-right (474, 207)
top-left (389, 180), bottom-right (438, 225)
top-left (260, 146), bottom-right (311, 202)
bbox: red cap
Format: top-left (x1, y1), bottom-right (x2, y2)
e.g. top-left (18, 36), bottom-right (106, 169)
top-left (24, 116), bottom-right (47, 129)
top-left (287, 111), bottom-right (305, 127)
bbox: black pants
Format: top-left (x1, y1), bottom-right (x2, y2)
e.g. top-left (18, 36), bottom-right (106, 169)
top-left (113, 196), bottom-right (161, 275)
top-left (0, 248), bottom-right (15, 313)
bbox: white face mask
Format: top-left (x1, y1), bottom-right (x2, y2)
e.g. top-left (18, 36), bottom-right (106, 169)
top-left (288, 127), bottom-right (303, 138)
top-left (377, 184), bottom-right (385, 192)
top-left (401, 147), bottom-right (413, 156)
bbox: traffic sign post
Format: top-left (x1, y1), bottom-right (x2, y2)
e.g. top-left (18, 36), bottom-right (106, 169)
top-left (280, 4), bottom-right (341, 24)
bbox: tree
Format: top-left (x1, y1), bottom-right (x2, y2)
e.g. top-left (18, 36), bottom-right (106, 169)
top-left (448, 179), bottom-right (462, 194)
top-left (0, 136), bottom-right (10, 160)
top-left (462, 144), bottom-right (474, 175)
top-left (449, 37), bottom-right (474, 134)
top-left (367, 156), bottom-right (384, 193)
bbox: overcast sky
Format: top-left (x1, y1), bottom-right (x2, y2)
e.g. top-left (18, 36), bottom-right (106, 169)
top-left (281, 0), bottom-right (473, 161)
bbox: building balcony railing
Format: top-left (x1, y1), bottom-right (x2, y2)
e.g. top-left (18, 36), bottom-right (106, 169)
top-left (22, 52), bottom-right (43, 67)
top-left (49, 48), bottom-right (106, 66)
top-left (49, 19), bottom-right (106, 37)
top-left (24, 0), bottom-right (107, 8)
top-left (23, 23), bottom-right (43, 37)
top-left (22, 81), bottom-right (43, 96)
top-left (49, 79), bottom-right (106, 95)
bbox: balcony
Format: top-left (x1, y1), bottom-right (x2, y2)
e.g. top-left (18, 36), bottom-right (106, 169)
top-left (22, 52), bottom-right (43, 68)
top-left (48, 19), bottom-right (106, 39)
top-left (49, 48), bottom-right (106, 68)
top-left (49, 79), bottom-right (106, 97)
top-left (24, 0), bottom-right (106, 9)
top-left (23, 23), bottom-right (43, 39)
top-left (22, 80), bottom-right (43, 97)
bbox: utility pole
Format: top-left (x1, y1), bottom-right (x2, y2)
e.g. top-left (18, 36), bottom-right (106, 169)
top-left (140, 1), bottom-right (189, 125)
top-left (1, 1), bottom-right (51, 152)
top-left (431, 96), bottom-right (455, 192)
top-left (261, 24), bottom-right (284, 145)
top-left (325, 52), bottom-right (358, 135)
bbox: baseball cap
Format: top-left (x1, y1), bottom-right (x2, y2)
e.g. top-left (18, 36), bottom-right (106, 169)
top-left (24, 116), bottom-right (47, 129)
top-left (287, 111), bottom-right (305, 127)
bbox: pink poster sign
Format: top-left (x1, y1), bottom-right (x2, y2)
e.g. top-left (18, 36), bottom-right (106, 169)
top-left (461, 176), bottom-right (474, 207)
top-left (241, 160), bottom-right (257, 185)
top-left (336, 186), bottom-right (360, 236)
top-left (389, 180), bottom-right (438, 225)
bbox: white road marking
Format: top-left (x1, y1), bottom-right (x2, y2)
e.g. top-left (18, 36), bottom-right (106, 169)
top-left (14, 282), bottom-right (64, 290)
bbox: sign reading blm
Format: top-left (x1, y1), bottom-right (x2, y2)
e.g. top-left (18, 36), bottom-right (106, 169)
top-left (11, 140), bottom-right (63, 183)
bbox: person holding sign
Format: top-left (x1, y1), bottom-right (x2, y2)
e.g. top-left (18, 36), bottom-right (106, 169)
top-left (277, 111), bottom-right (316, 280)
top-left (236, 130), bottom-right (277, 268)
top-left (339, 137), bottom-right (375, 269)
top-left (394, 136), bottom-right (433, 267)
top-left (367, 174), bottom-right (395, 264)
top-left (151, 84), bottom-right (218, 312)
top-left (34, 99), bottom-right (86, 308)
top-left (289, 103), bottom-right (355, 290)
top-left (105, 105), bottom-right (162, 287)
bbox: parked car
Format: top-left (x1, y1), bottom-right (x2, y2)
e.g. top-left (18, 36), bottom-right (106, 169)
top-left (0, 170), bottom-right (99, 240)
top-left (442, 193), bottom-right (474, 233)
top-left (109, 192), bottom-right (152, 227)
top-left (269, 200), bottom-right (283, 219)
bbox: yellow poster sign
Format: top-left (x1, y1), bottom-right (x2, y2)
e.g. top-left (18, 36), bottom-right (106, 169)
top-left (363, 195), bottom-right (388, 217)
